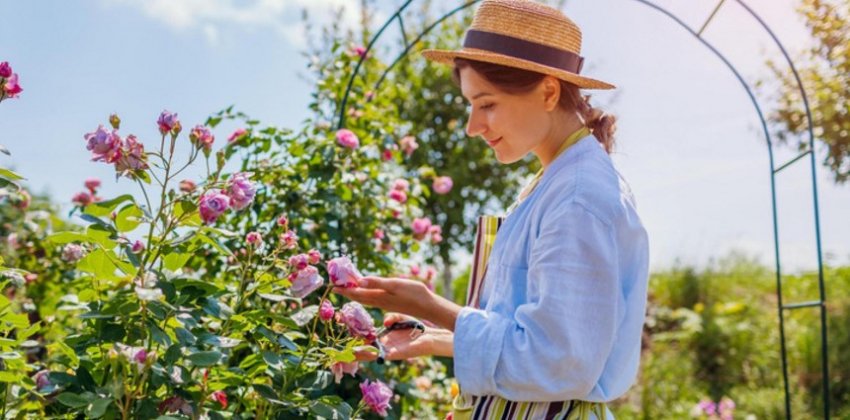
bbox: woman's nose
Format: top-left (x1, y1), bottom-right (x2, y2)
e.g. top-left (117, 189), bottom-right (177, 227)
top-left (465, 109), bottom-right (486, 138)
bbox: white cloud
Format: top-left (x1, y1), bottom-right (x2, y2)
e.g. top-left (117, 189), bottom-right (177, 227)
top-left (101, 0), bottom-right (367, 46)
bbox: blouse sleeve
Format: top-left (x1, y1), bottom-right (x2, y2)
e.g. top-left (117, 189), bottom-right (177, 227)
top-left (453, 200), bottom-right (621, 401)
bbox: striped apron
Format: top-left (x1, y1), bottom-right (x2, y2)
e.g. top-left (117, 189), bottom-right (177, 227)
top-left (450, 215), bottom-right (610, 420)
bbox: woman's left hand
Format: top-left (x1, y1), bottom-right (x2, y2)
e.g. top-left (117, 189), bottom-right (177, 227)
top-left (333, 276), bottom-right (433, 321)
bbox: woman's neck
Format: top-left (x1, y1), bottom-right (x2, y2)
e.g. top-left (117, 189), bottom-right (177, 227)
top-left (534, 116), bottom-right (586, 169)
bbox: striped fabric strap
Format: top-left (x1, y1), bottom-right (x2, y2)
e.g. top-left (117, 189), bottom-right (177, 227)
top-left (465, 215), bottom-right (503, 308)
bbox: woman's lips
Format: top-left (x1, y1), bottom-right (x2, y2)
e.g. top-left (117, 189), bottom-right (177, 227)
top-left (487, 137), bottom-right (502, 147)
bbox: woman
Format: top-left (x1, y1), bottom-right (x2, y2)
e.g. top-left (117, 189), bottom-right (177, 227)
top-left (334, 0), bottom-right (649, 418)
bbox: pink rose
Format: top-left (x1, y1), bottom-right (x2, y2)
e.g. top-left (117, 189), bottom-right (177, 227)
top-left (157, 110), bottom-right (181, 135)
top-left (246, 231), bottom-right (263, 247)
top-left (392, 179), bottom-right (409, 192)
top-left (289, 266), bottom-right (324, 298)
top-left (84, 178), bottom-right (101, 194)
top-left (327, 256), bottom-right (361, 288)
top-left (179, 179), bottom-right (196, 193)
top-left (335, 129), bottom-right (360, 149)
top-left (359, 379), bottom-right (393, 416)
top-left (115, 134), bottom-right (149, 173)
top-left (277, 215), bottom-right (289, 227)
top-left (382, 149), bottom-right (393, 161)
top-left (288, 254), bottom-right (309, 270)
top-left (226, 172), bottom-right (255, 211)
top-left (373, 229), bottom-right (385, 240)
top-left (115, 343), bottom-right (154, 371)
top-left (0, 62), bottom-right (11, 78)
top-left (280, 230), bottom-right (298, 249)
top-left (339, 302), bottom-right (376, 341)
top-left (399, 135), bottom-right (418, 157)
top-left (353, 45), bottom-right (368, 58)
top-left (431, 233), bottom-right (443, 244)
top-left (189, 125), bottom-right (215, 152)
top-left (84, 125), bottom-right (123, 164)
top-left (432, 176), bottom-right (453, 195)
top-left (319, 300), bottom-right (335, 322)
top-left (14, 190), bottom-right (30, 210)
top-left (71, 191), bottom-right (94, 207)
top-left (228, 128), bottom-right (247, 143)
top-left (210, 390), bottom-right (227, 409)
top-left (410, 264), bottom-right (420, 277)
top-left (198, 190), bottom-right (230, 224)
top-left (307, 249), bottom-right (322, 265)
top-left (2, 73), bottom-right (22, 98)
top-left (388, 189), bottom-right (407, 204)
top-left (411, 218), bottom-right (432, 236)
top-left (131, 240), bottom-right (145, 254)
top-left (34, 370), bottom-right (51, 391)
top-left (331, 361), bottom-right (358, 384)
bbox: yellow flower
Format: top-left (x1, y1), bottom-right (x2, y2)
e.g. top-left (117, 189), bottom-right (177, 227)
top-left (450, 381), bottom-right (460, 398)
top-left (694, 302), bottom-right (705, 313)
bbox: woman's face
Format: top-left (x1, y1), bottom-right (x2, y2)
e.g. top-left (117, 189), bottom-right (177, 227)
top-left (459, 66), bottom-right (555, 164)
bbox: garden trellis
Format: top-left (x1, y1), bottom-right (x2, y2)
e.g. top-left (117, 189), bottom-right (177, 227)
top-left (336, 0), bottom-right (832, 418)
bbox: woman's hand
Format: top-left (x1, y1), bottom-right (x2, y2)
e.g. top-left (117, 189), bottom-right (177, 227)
top-left (333, 275), bottom-right (433, 321)
top-left (354, 313), bottom-right (454, 362)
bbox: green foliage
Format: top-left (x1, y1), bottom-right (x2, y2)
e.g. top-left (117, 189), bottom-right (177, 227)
top-left (766, 0), bottom-right (850, 183)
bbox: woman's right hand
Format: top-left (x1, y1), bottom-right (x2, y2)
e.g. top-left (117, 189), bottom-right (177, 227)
top-left (354, 313), bottom-right (454, 362)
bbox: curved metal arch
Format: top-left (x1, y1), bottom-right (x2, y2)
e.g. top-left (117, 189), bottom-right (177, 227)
top-left (337, 1), bottom-right (829, 417)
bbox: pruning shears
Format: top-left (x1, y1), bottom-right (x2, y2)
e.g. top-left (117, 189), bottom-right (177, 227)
top-left (373, 320), bottom-right (426, 364)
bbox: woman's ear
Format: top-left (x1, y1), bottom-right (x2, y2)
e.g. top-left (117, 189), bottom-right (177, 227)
top-left (541, 76), bottom-right (561, 112)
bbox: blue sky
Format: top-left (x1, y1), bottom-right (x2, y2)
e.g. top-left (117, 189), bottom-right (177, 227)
top-left (1, 0), bottom-right (847, 273)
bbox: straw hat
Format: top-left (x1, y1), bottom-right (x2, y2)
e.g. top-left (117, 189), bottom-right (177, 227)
top-left (421, 0), bottom-right (614, 90)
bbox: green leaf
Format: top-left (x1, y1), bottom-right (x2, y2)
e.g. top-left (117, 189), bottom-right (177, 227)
top-left (0, 371), bottom-right (23, 382)
top-left (87, 398), bottom-right (112, 418)
top-left (84, 194), bottom-right (134, 217)
top-left (186, 350), bottom-right (222, 367)
top-left (56, 392), bottom-right (92, 408)
top-left (115, 204), bottom-right (144, 232)
top-left (163, 252), bottom-right (191, 271)
top-left (0, 168), bottom-right (25, 181)
top-left (76, 249), bottom-right (124, 281)
top-left (47, 232), bottom-right (89, 245)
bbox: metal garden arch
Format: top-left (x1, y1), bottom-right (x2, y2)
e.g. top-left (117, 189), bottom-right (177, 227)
top-left (337, 1), bottom-right (831, 417)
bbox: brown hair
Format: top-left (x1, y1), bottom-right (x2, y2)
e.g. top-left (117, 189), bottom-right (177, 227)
top-left (451, 58), bottom-right (616, 154)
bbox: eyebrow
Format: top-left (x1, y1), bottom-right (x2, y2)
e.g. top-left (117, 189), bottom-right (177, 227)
top-left (472, 92), bottom-right (493, 100)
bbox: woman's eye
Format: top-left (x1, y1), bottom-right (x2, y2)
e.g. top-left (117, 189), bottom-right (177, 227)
top-left (479, 103), bottom-right (494, 110)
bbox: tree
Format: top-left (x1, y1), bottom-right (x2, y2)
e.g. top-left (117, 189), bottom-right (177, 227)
top-left (767, 0), bottom-right (850, 183)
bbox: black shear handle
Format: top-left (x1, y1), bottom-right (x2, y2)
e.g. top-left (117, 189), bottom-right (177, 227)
top-left (374, 320), bottom-right (426, 364)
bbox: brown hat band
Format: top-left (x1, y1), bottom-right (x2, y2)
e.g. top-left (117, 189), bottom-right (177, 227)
top-left (463, 29), bottom-right (585, 74)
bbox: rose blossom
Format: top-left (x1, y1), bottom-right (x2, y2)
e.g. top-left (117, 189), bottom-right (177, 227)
top-left (319, 300), bottom-right (335, 321)
top-left (359, 379), bottom-right (393, 416)
top-left (392, 179), bottom-right (409, 192)
top-left (115, 134), bottom-right (149, 172)
top-left (382, 149), bottom-right (393, 161)
top-left (189, 125), bottom-right (215, 152)
top-left (339, 302), bottom-right (376, 341)
top-left (0, 62), bottom-right (11, 78)
top-left (157, 110), bottom-right (181, 135)
top-left (276, 215), bottom-right (288, 227)
top-left (225, 172), bottom-right (255, 211)
top-left (432, 176), bottom-right (453, 195)
top-left (280, 230), bottom-right (298, 249)
top-left (327, 256), bottom-right (361, 288)
top-left (388, 189), bottom-right (407, 203)
top-left (411, 217), bottom-right (432, 236)
top-left (34, 370), bottom-right (52, 391)
top-left (14, 190), bottom-right (30, 210)
top-left (228, 128), bottom-right (247, 143)
top-left (352, 45), bottom-right (367, 58)
top-left (71, 191), bottom-right (94, 207)
top-left (399, 135), bottom-right (418, 156)
top-left (245, 231), bottom-right (263, 247)
top-left (373, 229), bottom-right (385, 240)
top-left (179, 179), bottom-right (196, 193)
top-left (288, 254), bottom-right (309, 270)
top-left (289, 266), bottom-right (323, 298)
top-left (198, 190), bottom-right (230, 224)
top-left (115, 343), bottom-right (154, 371)
top-left (210, 390), bottom-right (228, 409)
top-left (331, 361), bottom-right (358, 384)
top-left (158, 396), bottom-right (193, 416)
top-left (335, 129), bottom-right (360, 149)
top-left (131, 240), bottom-right (145, 254)
top-left (84, 125), bottom-right (123, 164)
top-left (3, 73), bottom-right (22, 98)
top-left (84, 178), bottom-right (101, 194)
top-left (307, 249), bottom-right (322, 265)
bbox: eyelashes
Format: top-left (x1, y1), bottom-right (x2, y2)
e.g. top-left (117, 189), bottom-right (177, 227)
top-left (479, 103), bottom-right (494, 110)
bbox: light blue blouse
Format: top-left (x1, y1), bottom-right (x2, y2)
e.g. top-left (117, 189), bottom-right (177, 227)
top-left (454, 134), bottom-right (650, 403)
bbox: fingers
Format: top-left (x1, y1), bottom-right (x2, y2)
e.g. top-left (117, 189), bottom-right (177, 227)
top-left (357, 276), bottom-right (392, 290)
top-left (383, 312), bottom-right (413, 327)
top-left (353, 346), bottom-right (378, 362)
top-left (332, 287), bottom-right (385, 304)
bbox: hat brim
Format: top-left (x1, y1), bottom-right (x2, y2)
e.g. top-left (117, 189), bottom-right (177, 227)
top-left (421, 47), bottom-right (615, 90)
